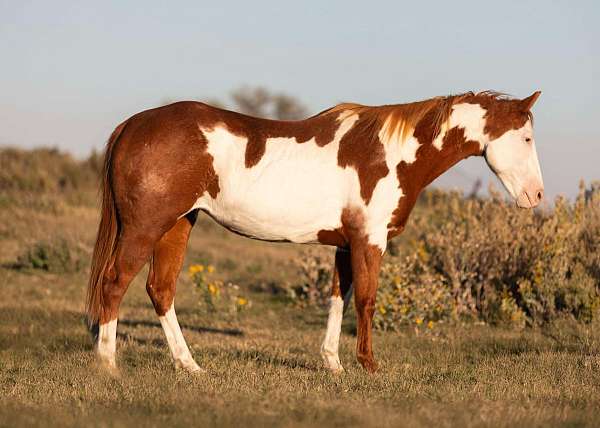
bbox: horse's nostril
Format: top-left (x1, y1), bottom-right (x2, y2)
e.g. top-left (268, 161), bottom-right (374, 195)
top-left (537, 190), bottom-right (543, 201)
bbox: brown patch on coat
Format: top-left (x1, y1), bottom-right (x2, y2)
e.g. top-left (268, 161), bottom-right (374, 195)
top-left (337, 112), bottom-right (390, 204)
top-left (385, 91), bottom-right (538, 239)
top-left (463, 91), bottom-right (534, 140)
top-left (387, 118), bottom-right (482, 238)
top-left (332, 93), bottom-right (480, 204)
top-left (110, 102), bottom-right (221, 227)
top-left (317, 206), bottom-right (366, 247)
top-left (328, 94), bottom-right (468, 145)
top-left (316, 229), bottom-right (347, 247)
top-left (241, 113), bottom-right (342, 168)
top-left (157, 102), bottom-right (340, 170)
top-left (352, 240), bottom-right (382, 373)
top-left (146, 212), bottom-right (197, 316)
top-left (194, 107), bottom-right (341, 168)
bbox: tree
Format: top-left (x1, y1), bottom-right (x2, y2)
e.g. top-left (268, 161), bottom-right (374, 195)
top-left (162, 86), bottom-right (309, 120)
top-left (227, 86), bottom-right (308, 120)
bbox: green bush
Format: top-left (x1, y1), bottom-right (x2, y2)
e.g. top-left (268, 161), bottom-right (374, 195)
top-left (13, 238), bottom-right (85, 273)
top-left (286, 250), bottom-right (332, 308)
top-left (291, 182), bottom-right (600, 329)
top-left (0, 148), bottom-right (101, 209)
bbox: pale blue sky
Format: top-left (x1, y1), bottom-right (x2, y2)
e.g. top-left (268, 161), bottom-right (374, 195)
top-left (0, 0), bottom-right (598, 197)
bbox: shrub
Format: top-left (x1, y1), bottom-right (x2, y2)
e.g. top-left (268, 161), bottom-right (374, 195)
top-left (188, 264), bottom-right (250, 316)
top-left (0, 148), bottom-right (97, 193)
top-left (13, 238), bottom-right (85, 273)
top-left (285, 250), bottom-right (332, 308)
top-left (290, 182), bottom-right (600, 329)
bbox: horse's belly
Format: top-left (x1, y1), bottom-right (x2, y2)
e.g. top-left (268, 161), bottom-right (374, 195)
top-left (196, 174), bottom-right (346, 243)
top-left (193, 125), bottom-right (357, 243)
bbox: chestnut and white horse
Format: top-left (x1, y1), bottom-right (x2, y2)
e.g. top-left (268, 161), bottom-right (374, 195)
top-left (87, 90), bottom-right (544, 373)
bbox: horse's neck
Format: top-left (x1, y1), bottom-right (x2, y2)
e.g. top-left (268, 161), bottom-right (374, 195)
top-left (387, 123), bottom-right (483, 232)
top-left (422, 136), bottom-right (482, 187)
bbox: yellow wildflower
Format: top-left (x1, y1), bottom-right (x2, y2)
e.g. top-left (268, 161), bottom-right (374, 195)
top-left (207, 264), bottom-right (215, 273)
top-left (415, 317), bottom-right (423, 325)
top-left (188, 264), bottom-right (204, 275)
top-left (427, 320), bottom-right (434, 329)
top-left (208, 283), bottom-right (218, 295)
top-left (237, 297), bottom-right (248, 306)
top-left (378, 306), bottom-right (386, 315)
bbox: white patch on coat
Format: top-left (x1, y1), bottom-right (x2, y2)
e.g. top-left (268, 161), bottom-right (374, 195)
top-left (192, 113), bottom-right (360, 243)
top-left (190, 109), bottom-right (414, 253)
top-left (432, 121), bottom-right (450, 150)
top-left (433, 103), bottom-right (488, 151)
top-left (361, 125), bottom-right (421, 251)
top-left (96, 318), bottom-right (117, 368)
top-left (158, 304), bottom-right (202, 372)
top-left (321, 296), bottom-right (345, 372)
top-left (378, 116), bottom-right (421, 163)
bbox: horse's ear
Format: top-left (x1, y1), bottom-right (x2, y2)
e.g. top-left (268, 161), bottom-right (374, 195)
top-left (521, 91), bottom-right (541, 111)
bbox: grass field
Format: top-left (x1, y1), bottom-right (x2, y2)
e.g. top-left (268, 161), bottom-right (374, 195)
top-left (1, 150), bottom-right (600, 427)
top-left (1, 210), bottom-right (599, 427)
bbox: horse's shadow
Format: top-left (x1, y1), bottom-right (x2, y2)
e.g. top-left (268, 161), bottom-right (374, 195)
top-left (203, 347), bottom-right (318, 371)
top-left (117, 319), bottom-right (317, 371)
top-left (118, 318), bottom-right (244, 337)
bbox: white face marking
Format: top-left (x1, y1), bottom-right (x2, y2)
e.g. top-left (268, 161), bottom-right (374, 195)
top-left (158, 304), bottom-right (202, 372)
top-left (96, 318), bottom-right (117, 368)
top-left (484, 120), bottom-right (544, 207)
top-left (320, 296), bottom-right (345, 372)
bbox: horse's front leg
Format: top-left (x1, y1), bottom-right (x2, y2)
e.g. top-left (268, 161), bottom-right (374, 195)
top-left (321, 247), bottom-right (353, 373)
top-left (350, 241), bottom-right (383, 372)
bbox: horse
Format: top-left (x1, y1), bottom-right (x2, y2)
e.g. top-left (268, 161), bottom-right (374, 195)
top-left (86, 90), bottom-right (544, 373)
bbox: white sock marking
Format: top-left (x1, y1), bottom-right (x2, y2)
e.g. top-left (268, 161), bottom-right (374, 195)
top-left (321, 295), bottom-right (345, 372)
top-left (158, 304), bottom-right (202, 372)
top-left (96, 318), bottom-right (117, 368)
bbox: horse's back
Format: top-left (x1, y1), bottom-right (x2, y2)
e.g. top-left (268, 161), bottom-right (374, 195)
top-left (108, 101), bottom-right (359, 242)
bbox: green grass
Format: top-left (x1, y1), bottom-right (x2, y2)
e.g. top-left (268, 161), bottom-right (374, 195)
top-left (1, 148), bottom-right (599, 427)
top-left (2, 264), bottom-right (600, 427)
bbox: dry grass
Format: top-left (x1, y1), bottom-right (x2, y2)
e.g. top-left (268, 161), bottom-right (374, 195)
top-left (2, 266), bottom-right (600, 427)
top-left (1, 148), bottom-right (600, 427)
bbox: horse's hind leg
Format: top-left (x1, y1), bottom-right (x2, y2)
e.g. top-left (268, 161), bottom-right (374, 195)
top-left (96, 229), bottom-right (156, 370)
top-left (146, 212), bottom-right (201, 372)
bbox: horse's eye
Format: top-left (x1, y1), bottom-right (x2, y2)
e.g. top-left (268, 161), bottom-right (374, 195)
top-left (525, 137), bottom-right (531, 143)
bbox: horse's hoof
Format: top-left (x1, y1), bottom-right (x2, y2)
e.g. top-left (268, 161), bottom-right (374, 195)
top-left (322, 353), bottom-right (345, 374)
top-left (358, 357), bottom-right (379, 373)
top-left (95, 356), bottom-right (120, 377)
top-left (329, 366), bottom-right (345, 375)
top-left (175, 358), bottom-right (205, 374)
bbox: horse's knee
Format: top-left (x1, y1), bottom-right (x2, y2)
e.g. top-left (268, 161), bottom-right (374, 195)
top-left (146, 281), bottom-right (175, 315)
top-left (100, 281), bottom-right (125, 323)
top-left (356, 296), bottom-right (376, 318)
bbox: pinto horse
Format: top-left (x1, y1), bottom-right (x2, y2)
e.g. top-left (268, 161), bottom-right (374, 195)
top-left (87, 90), bottom-right (544, 373)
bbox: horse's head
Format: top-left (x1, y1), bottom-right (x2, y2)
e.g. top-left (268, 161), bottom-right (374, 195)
top-left (482, 91), bottom-right (544, 208)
